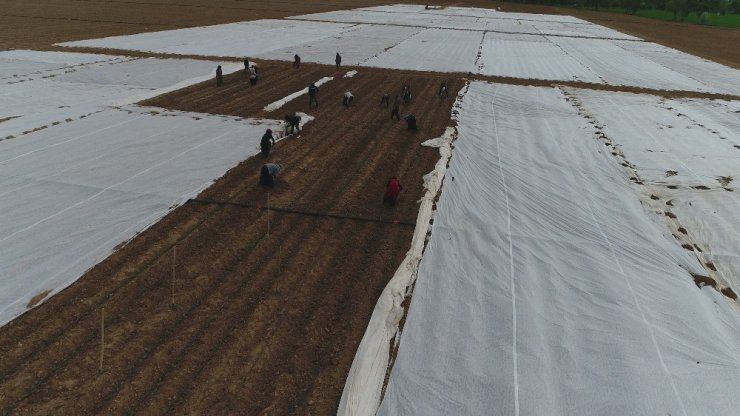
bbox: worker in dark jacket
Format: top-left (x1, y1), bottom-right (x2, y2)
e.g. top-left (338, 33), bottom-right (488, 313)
top-left (391, 95), bottom-right (401, 120)
top-left (380, 93), bottom-right (390, 107)
top-left (260, 163), bottom-right (283, 187)
top-left (293, 54), bottom-right (301, 69)
top-left (403, 114), bottom-right (417, 130)
top-left (216, 65), bottom-right (223, 86)
top-left (285, 113), bottom-right (301, 134)
top-left (308, 83), bottom-right (319, 108)
top-left (260, 129), bottom-right (275, 157)
top-left (401, 84), bottom-right (411, 104)
top-left (439, 81), bottom-right (448, 98)
top-left (335, 52), bottom-right (342, 68)
top-left (383, 177), bottom-right (403, 206)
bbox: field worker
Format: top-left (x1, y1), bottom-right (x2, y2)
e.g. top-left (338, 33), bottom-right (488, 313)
top-left (248, 65), bottom-right (258, 86)
top-left (260, 163), bottom-right (283, 188)
top-left (401, 84), bottom-right (412, 104)
top-left (293, 54), bottom-right (301, 69)
top-left (335, 52), bottom-right (342, 68)
top-left (243, 57), bottom-right (249, 73)
top-left (439, 81), bottom-right (448, 98)
top-left (391, 95), bottom-right (401, 120)
top-left (380, 93), bottom-right (390, 107)
top-left (403, 113), bottom-right (417, 130)
top-left (383, 177), bottom-right (403, 206)
top-left (284, 113), bottom-right (301, 135)
top-left (216, 65), bottom-right (223, 87)
top-left (260, 129), bottom-right (275, 157)
top-left (342, 91), bottom-right (354, 107)
top-left (308, 83), bottom-right (319, 108)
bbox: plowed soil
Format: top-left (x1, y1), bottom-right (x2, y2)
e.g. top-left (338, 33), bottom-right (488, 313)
top-left (1, 1), bottom-right (738, 415)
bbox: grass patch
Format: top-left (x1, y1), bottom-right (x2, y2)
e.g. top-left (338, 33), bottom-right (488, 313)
top-left (593, 8), bottom-right (740, 28)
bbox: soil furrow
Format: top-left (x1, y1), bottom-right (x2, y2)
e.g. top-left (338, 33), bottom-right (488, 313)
top-left (104, 213), bottom-right (318, 415)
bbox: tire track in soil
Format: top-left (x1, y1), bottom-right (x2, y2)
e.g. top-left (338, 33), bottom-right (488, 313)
top-left (0, 64), bottom-right (462, 415)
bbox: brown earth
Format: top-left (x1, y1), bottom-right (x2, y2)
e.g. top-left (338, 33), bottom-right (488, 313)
top-left (1, 1), bottom-right (738, 415)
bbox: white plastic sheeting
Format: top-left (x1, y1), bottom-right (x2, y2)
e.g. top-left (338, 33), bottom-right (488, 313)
top-left (0, 51), bottom-right (281, 326)
top-left (545, 36), bottom-right (721, 93)
top-left (613, 40), bottom-right (740, 96)
top-left (478, 33), bottom-right (602, 83)
top-left (566, 88), bottom-right (740, 296)
top-left (59, 20), bottom-right (355, 57)
top-left (0, 50), bottom-right (242, 139)
top-left (0, 106), bottom-right (281, 326)
top-left (362, 28), bottom-right (482, 73)
top-left (0, 50), bottom-right (125, 81)
top-left (57, 6), bottom-right (740, 94)
top-left (372, 82), bottom-right (740, 416)
top-left (291, 6), bottom-right (631, 38)
top-left (261, 24), bottom-right (423, 67)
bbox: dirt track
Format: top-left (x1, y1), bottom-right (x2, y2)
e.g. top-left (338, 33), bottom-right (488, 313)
top-left (1, 1), bottom-right (739, 415)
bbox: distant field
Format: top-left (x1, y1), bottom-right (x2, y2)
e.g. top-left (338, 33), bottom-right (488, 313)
top-left (593, 8), bottom-right (740, 28)
top-left (0, 0), bottom-right (738, 68)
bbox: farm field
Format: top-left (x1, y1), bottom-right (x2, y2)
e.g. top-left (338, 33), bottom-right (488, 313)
top-left (1, 1), bottom-right (739, 416)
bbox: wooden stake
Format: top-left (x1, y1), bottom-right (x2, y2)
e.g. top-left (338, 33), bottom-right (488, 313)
top-left (99, 307), bottom-right (105, 372)
top-left (171, 245), bottom-right (176, 307)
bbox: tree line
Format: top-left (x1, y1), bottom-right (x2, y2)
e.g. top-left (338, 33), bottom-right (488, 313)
top-left (504, 0), bottom-right (738, 21)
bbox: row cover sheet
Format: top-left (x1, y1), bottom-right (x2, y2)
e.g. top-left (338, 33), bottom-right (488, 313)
top-left (0, 51), bottom-right (279, 326)
top-left (57, 6), bottom-right (740, 95)
top-left (0, 106), bottom-right (280, 326)
top-left (375, 82), bottom-right (740, 415)
top-left (291, 5), bottom-right (631, 39)
top-left (0, 51), bottom-right (241, 139)
top-left (567, 88), bottom-right (740, 295)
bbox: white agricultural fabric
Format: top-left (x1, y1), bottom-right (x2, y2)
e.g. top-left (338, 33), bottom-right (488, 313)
top-left (258, 24), bottom-right (423, 67)
top-left (292, 6), bottom-right (633, 38)
top-left (478, 33), bottom-right (602, 82)
top-left (567, 89), bottom-right (740, 295)
top-left (0, 51), bottom-right (241, 139)
top-left (0, 106), bottom-right (281, 326)
top-left (59, 20), bottom-right (354, 57)
top-left (0, 52), bottom-right (281, 326)
top-left (56, 6), bottom-right (740, 94)
top-left (613, 40), bottom-right (740, 96)
top-left (374, 82), bottom-right (740, 416)
top-left (547, 36), bottom-right (719, 92)
top-left (362, 28), bottom-right (482, 73)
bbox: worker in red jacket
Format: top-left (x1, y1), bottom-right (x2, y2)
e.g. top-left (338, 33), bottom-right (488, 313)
top-left (383, 177), bottom-right (403, 206)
